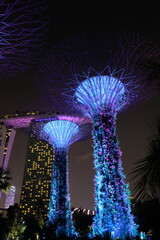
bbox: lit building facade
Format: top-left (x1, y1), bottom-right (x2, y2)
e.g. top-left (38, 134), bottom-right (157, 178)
top-left (0, 110), bottom-right (41, 171)
top-left (0, 111), bottom-right (55, 216)
top-left (0, 123), bottom-right (16, 207)
top-left (19, 126), bottom-right (54, 219)
top-left (0, 123), bottom-right (16, 170)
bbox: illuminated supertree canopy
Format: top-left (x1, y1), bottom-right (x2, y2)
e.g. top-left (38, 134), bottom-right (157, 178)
top-left (35, 32), bottom-right (160, 239)
top-left (32, 114), bottom-right (90, 237)
top-left (75, 74), bottom-right (127, 116)
top-left (0, 0), bottom-right (48, 78)
top-left (74, 72), bottom-right (137, 239)
top-left (35, 32), bottom-right (160, 106)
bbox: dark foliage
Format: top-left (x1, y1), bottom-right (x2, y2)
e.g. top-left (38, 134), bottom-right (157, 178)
top-left (0, 167), bottom-right (11, 193)
top-left (130, 115), bottom-right (160, 201)
top-left (133, 199), bottom-right (160, 240)
top-left (72, 207), bottom-right (93, 236)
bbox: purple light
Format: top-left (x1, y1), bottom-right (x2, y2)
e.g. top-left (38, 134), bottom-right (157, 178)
top-left (31, 116), bottom-right (90, 237)
top-left (0, 117), bottom-right (36, 128)
top-left (43, 120), bottom-right (79, 149)
top-left (34, 32), bottom-right (159, 238)
top-left (5, 185), bottom-right (16, 209)
top-left (0, 0), bottom-right (48, 77)
top-left (33, 115), bottom-right (91, 144)
top-left (74, 74), bottom-right (138, 238)
top-left (75, 75), bottom-right (127, 117)
top-left (57, 115), bottom-right (90, 124)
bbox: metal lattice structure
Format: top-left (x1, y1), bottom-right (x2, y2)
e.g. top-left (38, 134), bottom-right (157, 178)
top-left (31, 114), bottom-right (90, 237)
top-left (35, 32), bottom-right (160, 239)
top-left (35, 32), bottom-right (159, 109)
top-left (0, 0), bottom-right (49, 78)
top-left (74, 72), bottom-right (138, 239)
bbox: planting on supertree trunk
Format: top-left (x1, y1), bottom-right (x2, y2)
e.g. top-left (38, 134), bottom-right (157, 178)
top-left (35, 31), bottom-right (160, 239)
top-left (32, 114), bottom-right (90, 237)
top-left (74, 72), bottom-right (137, 239)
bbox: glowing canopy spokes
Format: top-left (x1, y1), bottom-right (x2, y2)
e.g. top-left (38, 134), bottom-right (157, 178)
top-left (38, 119), bottom-right (80, 237)
top-left (74, 74), bottom-right (137, 238)
top-left (43, 120), bottom-right (79, 149)
top-left (75, 75), bottom-right (127, 117)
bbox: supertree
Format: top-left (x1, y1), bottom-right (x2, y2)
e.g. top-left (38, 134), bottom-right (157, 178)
top-left (0, 0), bottom-right (48, 78)
top-left (74, 69), bottom-right (137, 239)
top-left (31, 114), bottom-right (91, 237)
top-left (35, 31), bottom-right (160, 239)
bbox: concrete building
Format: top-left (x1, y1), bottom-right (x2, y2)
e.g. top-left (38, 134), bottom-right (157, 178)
top-left (19, 127), bottom-right (54, 219)
top-left (0, 111), bottom-right (54, 216)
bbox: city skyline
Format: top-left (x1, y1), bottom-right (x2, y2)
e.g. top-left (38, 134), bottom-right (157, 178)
top-left (1, 93), bottom-right (160, 212)
top-left (0, 2), bottom-right (160, 213)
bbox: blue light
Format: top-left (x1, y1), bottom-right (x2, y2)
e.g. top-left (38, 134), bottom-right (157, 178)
top-left (43, 120), bottom-right (79, 149)
top-left (47, 149), bottom-right (75, 237)
top-left (140, 232), bottom-right (146, 239)
top-left (74, 74), bottom-right (138, 239)
top-left (90, 113), bottom-right (137, 239)
top-left (41, 119), bottom-right (80, 237)
top-left (75, 75), bottom-right (127, 117)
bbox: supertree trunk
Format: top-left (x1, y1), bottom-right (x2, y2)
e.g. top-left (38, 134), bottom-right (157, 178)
top-left (48, 147), bottom-right (74, 237)
top-left (92, 111), bottom-right (136, 239)
top-left (48, 148), bottom-right (73, 236)
top-left (73, 74), bottom-right (138, 238)
top-left (33, 118), bottom-right (89, 237)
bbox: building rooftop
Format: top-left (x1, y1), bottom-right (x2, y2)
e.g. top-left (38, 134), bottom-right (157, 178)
top-left (0, 111), bottom-right (56, 128)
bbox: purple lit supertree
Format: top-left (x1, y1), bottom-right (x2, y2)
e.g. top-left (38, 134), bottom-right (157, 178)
top-left (35, 32), bottom-right (159, 239)
top-left (0, 0), bottom-right (48, 78)
top-left (31, 114), bottom-right (90, 237)
top-left (74, 70), bottom-right (137, 239)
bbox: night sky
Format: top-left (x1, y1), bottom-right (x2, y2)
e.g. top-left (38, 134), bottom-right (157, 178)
top-left (0, 2), bottom-right (160, 210)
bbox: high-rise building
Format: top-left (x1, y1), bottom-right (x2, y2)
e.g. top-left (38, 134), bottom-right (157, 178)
top-left (0, 111), bottom-right (55, 218)
top-left (0, 123), bottom-right (16, 170)
top-left (0, 123), bottom-right (16, 207)
top-left (19, 129), bottom-right (54, 219)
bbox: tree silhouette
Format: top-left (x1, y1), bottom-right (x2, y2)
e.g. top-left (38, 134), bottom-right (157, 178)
top-left (7, 205), bottom-right (26, 240)
top-left (133, 199), bottom-right (160, 240)
top-left (130, 115), bottom-right (160, 201)
top-left (0, 167), bottom-right (11, 194)
top-left (72, 207), bottom-right (93, 236)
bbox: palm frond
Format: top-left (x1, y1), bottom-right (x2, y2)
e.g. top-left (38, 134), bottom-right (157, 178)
top-left (130, 115), bottom-right (160, 201)
top-left (0, 167), bottom-right (11, 194)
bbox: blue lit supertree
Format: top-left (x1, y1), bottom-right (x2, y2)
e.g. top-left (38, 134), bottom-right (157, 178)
top-left (35, 32), bottom-right (159, 239)
top-left (74, 70), bottom-right (137, 239)
top-left (0, 0), bottom-right (48, 78)
top-left (31, 114), bottom-right (90, 237)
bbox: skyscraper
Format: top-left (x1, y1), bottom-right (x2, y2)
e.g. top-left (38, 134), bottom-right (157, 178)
top-left (0, 122), bottom-right (16, 207)
top-left (0, 123), bottom-right (16, 170)
top-left (0, 111), bottom-right (55, 216)
top-left (19, 131), bottom-right (54, 219)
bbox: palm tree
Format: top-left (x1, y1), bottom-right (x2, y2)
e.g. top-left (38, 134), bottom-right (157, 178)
top-left (7, 204), bottom-right (26, 240)
top-left (130, 115), bottom-right (160, 201)
top-left (0, 167), bottom-right (11, 194)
